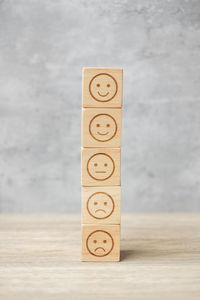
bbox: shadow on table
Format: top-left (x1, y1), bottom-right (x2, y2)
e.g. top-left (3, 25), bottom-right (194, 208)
top-left (120, 250), bottom-right (135, 261)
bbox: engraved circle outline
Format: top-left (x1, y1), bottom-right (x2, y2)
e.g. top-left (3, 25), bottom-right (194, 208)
top-left (86, 230), bottom-right (114, 257)
top-left (87, 192), bottom-right (115, 219)
top-left (89, 73), bottom-right (118, 102)
top-left (89, 113), bottom-right (118, 142)
top-left (87, 153), bottom-right (115, 181)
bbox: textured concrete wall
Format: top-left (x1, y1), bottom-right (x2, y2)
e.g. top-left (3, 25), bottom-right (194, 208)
top-left (0, 0), bottom-right (200, 213)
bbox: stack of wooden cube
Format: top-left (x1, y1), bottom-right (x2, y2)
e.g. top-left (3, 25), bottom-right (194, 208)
top-left (81, 68), bottom-right (123, 261)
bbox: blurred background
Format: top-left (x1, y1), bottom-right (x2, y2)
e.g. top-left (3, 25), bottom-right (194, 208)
top-left (0, 0), bottom-right (199, 213)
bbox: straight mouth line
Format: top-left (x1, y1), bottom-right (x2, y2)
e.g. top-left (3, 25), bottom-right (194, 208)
top-left (98, 91), bottom-right (109, 97)
top-left (95, 209), bottom-right (106, 213)
top-left (95, 247), bottom-right (105, 252)
top-left (95, 171), bottom-right (106, 173)
top-left (97, 131), bottom-right (108, 136)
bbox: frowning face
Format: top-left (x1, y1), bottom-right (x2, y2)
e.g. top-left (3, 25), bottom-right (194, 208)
top-left (87, 153), bottom-right (115, 181)
top-left (89, 73), bottom-right (118, 102)
top-left (86, 230), bottom-right (114, 257)
top-left (89, 114), bottom-right (117, 142)
top-left (87, 192), bottom-right (114, 219)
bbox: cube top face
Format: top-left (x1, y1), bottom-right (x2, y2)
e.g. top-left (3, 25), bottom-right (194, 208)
top-left (82, 108), bottom-right (122, 148)
top-left (81, 148), bottom-right (121, 186)
top-left (82, 68), bottom-right (123, 108)
top-left (82, 187), bottom-right (121, 224)
top-left (82, 224), bottom-right (120, 261)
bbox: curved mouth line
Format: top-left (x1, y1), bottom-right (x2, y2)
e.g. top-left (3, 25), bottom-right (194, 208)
top-left (95, 171), bottom-right (106, 173)
top-left (95, 209), bottom-right (106, 213)
top-left (98, 91), bottom-right (109, 97)
top-left (95, 247), bottom-right (105, 252)
top-left (97, 131), bottom-right (108, 136)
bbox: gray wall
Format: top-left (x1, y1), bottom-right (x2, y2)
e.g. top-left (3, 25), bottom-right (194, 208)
top-left (0, 0), bottom-right (200, 213)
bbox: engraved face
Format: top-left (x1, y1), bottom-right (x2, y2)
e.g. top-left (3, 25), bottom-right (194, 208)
top-left (87, 192), bottom-right (114, 219)
top-left (89, 114), bottom-right (117, 142)
top-left (86, 230), bottom-right (114, 257)
top-left (87, 153), bottom-right (115, 181)
top-left (89, 73), bottom-right (118, 102)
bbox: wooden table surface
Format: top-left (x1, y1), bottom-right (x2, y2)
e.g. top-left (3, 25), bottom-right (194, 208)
top-left (0, 214), bottom-right (200, 300)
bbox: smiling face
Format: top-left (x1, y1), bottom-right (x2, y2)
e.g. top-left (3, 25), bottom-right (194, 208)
top-left (89, 73), bottom-right (118, 102)
top-left (87, 153), bottom-right (115, 181)
top-left (86, 230), bottom-right (114, 257)
top-left (89, 114), bottom-right (117, 142)
top-left (87, 192), bottom-right (115, 219)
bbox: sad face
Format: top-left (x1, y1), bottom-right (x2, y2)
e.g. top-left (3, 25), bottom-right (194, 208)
top-left (89, 114), bottom-right (117, 142)
top-left (87, 153), bottom-right (115, 181)
top-left (89, 73), bottom-right (118, 102)
top-left (87, 192), bottom-right (114, 219)
top-left (86, 230), bottom-right (114, 257)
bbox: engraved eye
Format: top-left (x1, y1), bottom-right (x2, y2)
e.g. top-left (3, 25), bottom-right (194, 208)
top-left (94, 163), bottom-right (98, 167)
top-left (104, 163), bottom-right (107, 167)
top-left (93, 240), bottom-right (97, 243)
top-left (104, 202), bottom-right (107, 206)
top-left (106, 124), bottom-right (110, 127)
top-left (96, 124), bottom-right (100, 127)
top-left (97, 84), bottom-right (100, 87)
top-left (94, 202), bottom-right (98, 205)
top-left (103, 240), bottom-right (107, 243)
top-left (107, 84), bottom-right (110, 87)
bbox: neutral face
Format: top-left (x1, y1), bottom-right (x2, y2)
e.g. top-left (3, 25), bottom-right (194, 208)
top-left (89, 73), bottom-right (118, 102)
top-left (87, 153), bottom-right (115, 181)
top-left (89, 114), bottom-right (117, 142)
top-left (86, 230), bottom-right (114, 257)
top-left (87, 192), bottom-right (114, 219)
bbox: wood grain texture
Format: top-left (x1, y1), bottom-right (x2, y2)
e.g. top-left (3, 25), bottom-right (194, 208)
top-left (82, 224), bottom-right (120, 261)
top-left (82, 186), bottom-right (121, 224)
top-left (0, 214), bottom-right (200, 300)
top-left (82, 108), bottom-right (122, 148)
top-left (82, 68), bottom-right (123, 108)
top-left (81, 148), bottom-right (121, 186)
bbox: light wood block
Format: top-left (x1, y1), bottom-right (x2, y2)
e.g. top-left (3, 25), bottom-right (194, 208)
top-left (81, 148), bottom-right (121, 186)
top-left (82, 186), bottom-right (121, 224)
top-left (82, 68), bottom-right (123, 108)
top-left (82, 108), bottom-right (122, 148)
top-left (82, 224), bottom-right (120, 261)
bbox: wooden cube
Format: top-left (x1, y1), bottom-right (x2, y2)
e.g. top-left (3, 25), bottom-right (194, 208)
top-left (82, 68), bottom-right (123, 108)
top-left (81, 148), bottom-right (121, 186)
top-left (82, 108), bottom-right (122, 148)
top-left (82, 186), bottom-right (121, 224)
top-left (82, 224), bottom-right (120, 261)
